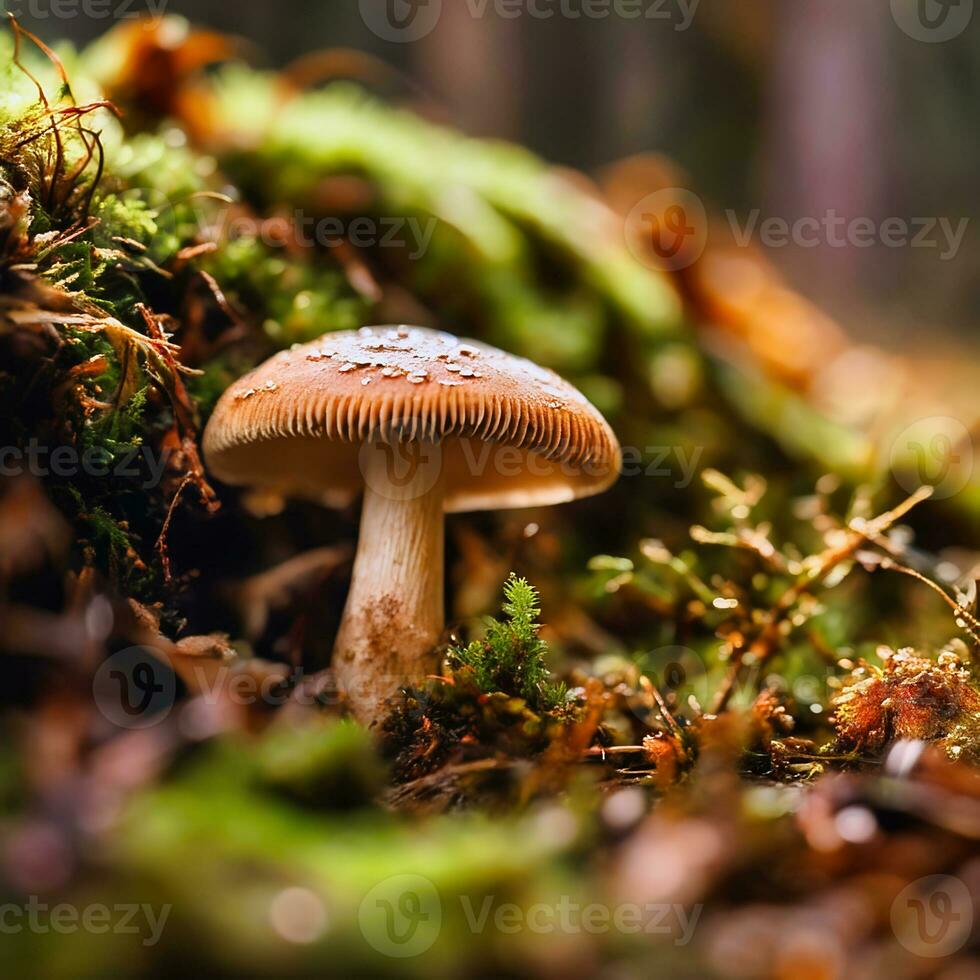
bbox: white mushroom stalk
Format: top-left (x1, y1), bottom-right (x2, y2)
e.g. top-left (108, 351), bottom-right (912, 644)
top-left (333, 438), bottom-right (445, 722)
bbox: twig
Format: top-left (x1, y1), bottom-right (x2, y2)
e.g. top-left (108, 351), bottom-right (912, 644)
top-left (155, 473), bottom-right (192, 583)
top-left (709, 486), bottom-right (934, 713)
top-left (381, 758), bottom-right (515, 809)
top-left (870, 555), bottom-right (980, 643)
top-left (648, 678), bottom-right (686, 744)
top-left (583, 745), bottom-right (646, 758)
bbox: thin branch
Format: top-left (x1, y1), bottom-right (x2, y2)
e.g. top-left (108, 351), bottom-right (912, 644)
top-left (709, 486), bottom-right (934, 713)
top-left (871, 555), bottom-right (980, 643)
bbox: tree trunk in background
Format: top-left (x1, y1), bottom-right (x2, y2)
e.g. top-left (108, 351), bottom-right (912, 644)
top-left (412, 4), bottom-right (524, 139)
top-left (598, 19), bottom-right (666, 165)
top-left (765, 0), bottom-right (894, 301)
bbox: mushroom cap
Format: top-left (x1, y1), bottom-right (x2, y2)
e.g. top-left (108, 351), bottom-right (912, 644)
top-left (203, 326), bottom-right (621, 512)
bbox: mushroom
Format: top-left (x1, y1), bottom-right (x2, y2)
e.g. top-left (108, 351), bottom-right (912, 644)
top-left (202, 326), bottom-right (620, 723)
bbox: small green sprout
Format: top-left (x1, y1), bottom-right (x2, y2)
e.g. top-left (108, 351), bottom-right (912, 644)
top-left (450, 574), bottom-right (566, 711)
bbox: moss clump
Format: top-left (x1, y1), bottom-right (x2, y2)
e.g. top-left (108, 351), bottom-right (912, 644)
top-left (254, 718), bottom-right (387, 809)
top-left (381, 576), bottom-right (578, 786)
top-left (830, 648), bottom-right (980, 762)
top-left (450, 575), bottom-right (566, 712)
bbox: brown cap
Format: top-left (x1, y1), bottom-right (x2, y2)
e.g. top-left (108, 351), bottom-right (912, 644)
top-left (203, 326), bottom-right (621, 512)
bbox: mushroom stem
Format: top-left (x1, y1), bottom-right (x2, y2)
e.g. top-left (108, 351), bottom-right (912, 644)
top-left (334, 440), bottom-right (445, 723)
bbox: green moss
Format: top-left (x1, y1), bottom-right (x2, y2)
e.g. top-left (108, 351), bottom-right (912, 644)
top-left (450, 575), bottom-right (566, 712)
top-left (254, 719), bottom-right (387, 808)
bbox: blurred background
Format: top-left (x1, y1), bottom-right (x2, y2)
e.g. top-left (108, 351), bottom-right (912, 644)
top-left (10, 0), bottom-right (980, 350)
